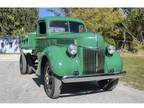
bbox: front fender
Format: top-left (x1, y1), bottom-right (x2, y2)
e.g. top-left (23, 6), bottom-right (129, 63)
top-left (41, 46), bottom-right (79, 77)
top-left (105, 51), bottom-right (123, 74)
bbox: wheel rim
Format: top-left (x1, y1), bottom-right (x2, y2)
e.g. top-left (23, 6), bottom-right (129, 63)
top-left (44, 66), bottom-right (53, 94)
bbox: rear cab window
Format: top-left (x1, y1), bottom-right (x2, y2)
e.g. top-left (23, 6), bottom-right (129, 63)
top-left (39, 21), bottom-right (46, 34)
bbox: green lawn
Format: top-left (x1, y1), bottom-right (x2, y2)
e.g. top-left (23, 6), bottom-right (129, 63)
top-left (121, 55), bottom-right (144, 90)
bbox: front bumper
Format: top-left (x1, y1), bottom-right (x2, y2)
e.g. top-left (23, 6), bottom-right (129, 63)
top-left (62, 71), bottom-right (126, 83)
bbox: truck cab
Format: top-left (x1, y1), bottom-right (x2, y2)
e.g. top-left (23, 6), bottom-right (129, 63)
top-left (19, 16), bottom-right (126, 99)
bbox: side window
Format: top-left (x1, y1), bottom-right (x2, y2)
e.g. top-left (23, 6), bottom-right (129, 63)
top-left (39, 21), bottom-right (46, 34)
top-left (69, 22), bottom-right (86, 33)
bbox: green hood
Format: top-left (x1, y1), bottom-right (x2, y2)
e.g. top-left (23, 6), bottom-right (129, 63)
top-left (49, 32), bottom-right (104, 48)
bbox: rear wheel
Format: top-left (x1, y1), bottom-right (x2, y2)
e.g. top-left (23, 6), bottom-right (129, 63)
top-left (19, 53), bottom-right (27, 74)
top-left (25, 53), bottom-right (33, 74)
top-left (19, 53), bottom-right (34, 74)
top-left (44, 62), bottom-right (62, 99)
top-left (98, 79), bottom-right (119, 91)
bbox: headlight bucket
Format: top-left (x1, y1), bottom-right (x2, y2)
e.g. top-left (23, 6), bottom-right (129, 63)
top-left (106, 45), bottom-right (116, 55)
top-left (67, 44), bottom-right (77, 56)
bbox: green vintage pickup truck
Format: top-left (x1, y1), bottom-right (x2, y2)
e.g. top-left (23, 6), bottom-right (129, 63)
top-left (19, 16), bottom-right (126, 98)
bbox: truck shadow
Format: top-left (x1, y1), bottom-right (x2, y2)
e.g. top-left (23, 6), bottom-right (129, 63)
top-left (32, 77), bottom-right (104, 98)
top-left (32, 77), bottom-right (43, 87)
top-left (60, 81), bottom-right (103, 98)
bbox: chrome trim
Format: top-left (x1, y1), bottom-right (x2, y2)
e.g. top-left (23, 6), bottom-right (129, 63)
top-left (78, 46), bottom-right (104, 50)
top-left (62, 71), bottom-right (126, 83)
top-left (94, 32), bottom-right (98, 48)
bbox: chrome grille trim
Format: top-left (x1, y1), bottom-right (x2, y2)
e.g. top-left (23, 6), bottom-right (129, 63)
top-left (83, 48), bottom-right (105, 75)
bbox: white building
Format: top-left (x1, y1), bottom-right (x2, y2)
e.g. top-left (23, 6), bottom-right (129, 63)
top-left (0, 36), bottom-right (20, 53)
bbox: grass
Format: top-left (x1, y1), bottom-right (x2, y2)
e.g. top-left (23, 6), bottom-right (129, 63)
top-left (121, 54), bottom-right (144, 90)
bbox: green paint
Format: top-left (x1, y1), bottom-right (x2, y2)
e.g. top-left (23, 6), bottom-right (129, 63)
top-left (105, 52), bottom-right (123, 73)
top-left (19, 32), bottom-right (36, 49)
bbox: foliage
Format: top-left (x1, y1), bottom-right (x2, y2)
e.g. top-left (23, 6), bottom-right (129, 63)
top-left (123, 8), bottom-right (144, 51)
top-left (0, 8), bottom-right (38, 37)
top-left (125, 9), bottom-right (144, 41)
top-left (61, 8), bottom-right (71, 16)
top-left (70, 8), bottom-right (124, 38)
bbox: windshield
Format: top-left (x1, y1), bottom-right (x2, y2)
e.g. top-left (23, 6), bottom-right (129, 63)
top-left (49, 21), bottom-right (86, 33)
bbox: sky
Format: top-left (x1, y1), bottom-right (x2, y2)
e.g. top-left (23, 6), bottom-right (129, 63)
top-left (38, 8), bottom-right (64, 18)
top-left (38, 8), bottom-right (55, 18)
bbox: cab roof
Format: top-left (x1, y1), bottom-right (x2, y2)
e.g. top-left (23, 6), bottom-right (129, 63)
top-left (39, 16), bottom-right (84, 23)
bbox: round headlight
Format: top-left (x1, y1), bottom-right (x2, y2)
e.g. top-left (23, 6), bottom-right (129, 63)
top-left (67, 44), bottom-right (77, 56)
top-left (107, 45), bottom-right (115, 55)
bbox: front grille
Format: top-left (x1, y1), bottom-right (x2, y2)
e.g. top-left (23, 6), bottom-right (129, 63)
top-left (83, 48), bottom-right (105, 75)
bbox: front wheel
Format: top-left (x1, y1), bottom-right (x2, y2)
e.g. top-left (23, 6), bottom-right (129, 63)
top-left (98, 79), bottom-right (119, 91)
top-left (44, 62), bottom-right (62, 99)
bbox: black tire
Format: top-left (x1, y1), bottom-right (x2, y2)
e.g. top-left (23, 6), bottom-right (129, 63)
top-left (25, 53), bottom-right (33, 74)
top-left (44, 62), bottom-right (62, 99)
top-left (19, 53), bottom-right (27, 74)
top-left (98, 79), bottom-right (119, 91)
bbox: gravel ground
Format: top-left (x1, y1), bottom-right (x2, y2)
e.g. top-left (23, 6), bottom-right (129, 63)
top-left (0, 54), bottom-right (144, 103)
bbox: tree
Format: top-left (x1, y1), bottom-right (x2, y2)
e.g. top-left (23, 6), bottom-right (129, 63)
top-left (0, 8), bottom-right (38, 37)
top-left (125, 8), bottom-right (144, 42)
top-left (61, 8), bottom-right (71, 16)
top-left (70, 8), bottom-right (124, 38)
